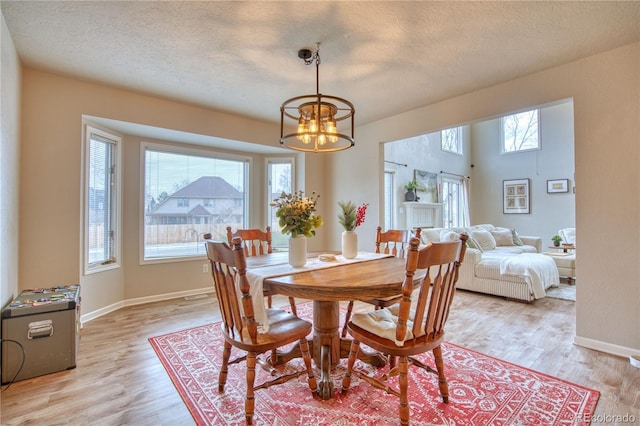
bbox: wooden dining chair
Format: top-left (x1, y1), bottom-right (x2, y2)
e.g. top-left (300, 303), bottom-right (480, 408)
top-left (340, 226), bottom-right (421, 338)
top-left (376, 227), bottom-right (422, 258)
top-left (205, 237), bottom-right (317, 425)
top-left (226, 226), bottom-right (273, 257)
top-left (341, 234), bottom-right (467, 425)
top-left (227, 226), bottom-right (297, 315)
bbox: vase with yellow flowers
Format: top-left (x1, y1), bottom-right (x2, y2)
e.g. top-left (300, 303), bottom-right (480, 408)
top-left (271, 190), bottom-right (322, 267)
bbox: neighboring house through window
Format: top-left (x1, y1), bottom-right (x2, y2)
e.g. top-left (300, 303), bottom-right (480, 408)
top-left (143, 143), bottom-right (249, 261)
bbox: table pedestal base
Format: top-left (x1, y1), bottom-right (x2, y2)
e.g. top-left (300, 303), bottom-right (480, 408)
top-left (267, 300), bottom-right (386, 400)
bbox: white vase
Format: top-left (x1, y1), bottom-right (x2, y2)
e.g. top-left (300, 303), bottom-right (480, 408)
top-left (341, 230), bottom-right (358, 259)
top-left (288, 235), bottom-right (307, 267)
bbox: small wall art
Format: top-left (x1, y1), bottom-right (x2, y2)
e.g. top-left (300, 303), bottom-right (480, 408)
top-left (503, 178), bottom-right (530, 214)
top-left (547, 179), bottom-right (569, 193)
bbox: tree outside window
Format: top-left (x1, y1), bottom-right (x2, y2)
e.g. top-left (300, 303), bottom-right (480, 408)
top-left (502, 110), bottom-right (540, 153)
top-left (441, 127), bottom-right (462, 155)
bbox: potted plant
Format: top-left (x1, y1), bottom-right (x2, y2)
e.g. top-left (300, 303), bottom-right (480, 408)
top-left (551, 235), bottom-right (562, 247)
top-left (404, 179), bottom-right (420, 201)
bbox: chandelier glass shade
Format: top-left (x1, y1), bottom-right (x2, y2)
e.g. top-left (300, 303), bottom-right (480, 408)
top-left (280, 46), bottom-right (355, 153)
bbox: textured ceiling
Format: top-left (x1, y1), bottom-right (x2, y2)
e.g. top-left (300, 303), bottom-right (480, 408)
top-left (2, 1), bottom-right (639, 126)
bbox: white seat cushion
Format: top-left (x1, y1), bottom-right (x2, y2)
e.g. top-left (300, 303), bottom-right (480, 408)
top-left (351, 304), bottom-right (425, 346)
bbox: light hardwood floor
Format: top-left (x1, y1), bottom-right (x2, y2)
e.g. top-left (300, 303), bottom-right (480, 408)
top-left (2, 290), bottom-right (639, 425)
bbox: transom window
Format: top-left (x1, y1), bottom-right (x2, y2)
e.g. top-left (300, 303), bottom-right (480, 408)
top-left (441, 127), bottom-right (462, 155)
top-left (142, 143), bottom-right (249, 261)
top-left (501, 109), bottom-right (540, 153)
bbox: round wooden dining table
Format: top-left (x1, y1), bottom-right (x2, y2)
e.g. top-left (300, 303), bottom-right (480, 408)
top-left (262, 254), bottom-right (424, 400)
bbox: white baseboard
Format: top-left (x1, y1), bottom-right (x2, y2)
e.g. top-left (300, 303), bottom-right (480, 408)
top-left (123, 287), bottom-right (214, 308)
top-left (81, 300), bottom-right (125, 324)
top-left (80, 286), bottom-right (214, 325)
top-left (574, 335), bottom-right (640, 358)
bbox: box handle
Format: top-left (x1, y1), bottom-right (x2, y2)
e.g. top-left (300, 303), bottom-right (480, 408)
top-left (27, 319), bottom-right (54, 339)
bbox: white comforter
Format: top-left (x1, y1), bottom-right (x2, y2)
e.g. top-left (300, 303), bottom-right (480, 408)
top-left (499, 253), bottom-right (559, 298)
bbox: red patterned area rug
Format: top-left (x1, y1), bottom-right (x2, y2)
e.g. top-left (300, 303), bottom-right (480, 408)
top-left (149, 303), bottom-right (599, 425)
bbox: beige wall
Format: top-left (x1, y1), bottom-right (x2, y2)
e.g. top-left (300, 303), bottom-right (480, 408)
top-left (7, 30), bottom-right (639, 356)
top-left (381, 100), bottom-right (575, 239)
top-left (383, 126), bottom-right (471, 230)
top-left (0, 12), bottom-right (21, 308)
top-left (470, 101), bottom-right (576, 240)
top-left (17, 69), bottom-right (327, 318)
top-left (329, 43), bottom-right (639, 356)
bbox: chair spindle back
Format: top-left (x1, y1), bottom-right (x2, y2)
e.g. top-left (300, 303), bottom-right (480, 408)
top-left (376, 226), bottom-right (422, 258)
top-left (396, 234), bottom-right (467, 345)
top-left (205, 237), bottom-right (258, 342)
top-left (226, 226), bottom-right (272, 257)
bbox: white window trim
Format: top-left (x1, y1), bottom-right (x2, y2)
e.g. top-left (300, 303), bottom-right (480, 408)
top-left (265, 155), bottom-right (296, 190)
top-left (441, 177), bottom-right (463, 228)
top-left (441, 127), bottom-right (463, 156)
top-left (139, 141), bottom-right (252, 265)
top-left (500, 109), bottom-right (541, 154)
top-left (266, 156), bottom-right (296, 248)
top-left (83, 124), bottom-right (122, 275)
top-left (384, 170), bottom-right (395, 230)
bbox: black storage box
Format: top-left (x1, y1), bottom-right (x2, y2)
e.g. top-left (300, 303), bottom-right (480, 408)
top-left (1, 285), bottom-right (80, 384)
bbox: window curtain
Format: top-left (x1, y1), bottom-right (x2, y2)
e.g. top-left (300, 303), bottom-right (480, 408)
top-left (461, 178), bottom-right (471, 227)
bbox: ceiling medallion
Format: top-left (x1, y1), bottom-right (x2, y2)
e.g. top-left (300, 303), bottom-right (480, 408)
top-left (280, 43), bottom-right (355, 153)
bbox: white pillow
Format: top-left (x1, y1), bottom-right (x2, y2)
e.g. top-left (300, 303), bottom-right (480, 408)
top-left (559, 228), bottom-right (576, 245)
top-left (491, 228), bottom-right (514, 246)
top-left (466, 237), bottom-right (484, 252)
top-left (511, 229), bottom-right (524, 246)
top-left (421, 229), bottom-right (441, 244)
top-left (473, 224), bottom-right (496, 232)
top-left (470, 229), bottom-right (497, 251)
top-left (439, 230), bottom-right (460, 242)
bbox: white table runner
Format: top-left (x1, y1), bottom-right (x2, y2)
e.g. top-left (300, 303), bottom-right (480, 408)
top-left (238, 252), bottom-right (392, 333)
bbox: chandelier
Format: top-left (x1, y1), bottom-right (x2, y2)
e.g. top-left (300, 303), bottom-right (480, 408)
top-left (280, 44), bottom-right (355, 153)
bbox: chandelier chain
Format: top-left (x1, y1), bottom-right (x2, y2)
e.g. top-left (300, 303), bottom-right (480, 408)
top-left (304, 43), bottom-right (321, 66)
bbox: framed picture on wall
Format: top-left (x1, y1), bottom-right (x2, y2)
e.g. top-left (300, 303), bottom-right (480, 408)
top-left (547, 179), bottom-right (569, 193)
top-left (414, 169), bottom-right (439, 203)
top-left (503, 178), bottom-right (530, 214)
